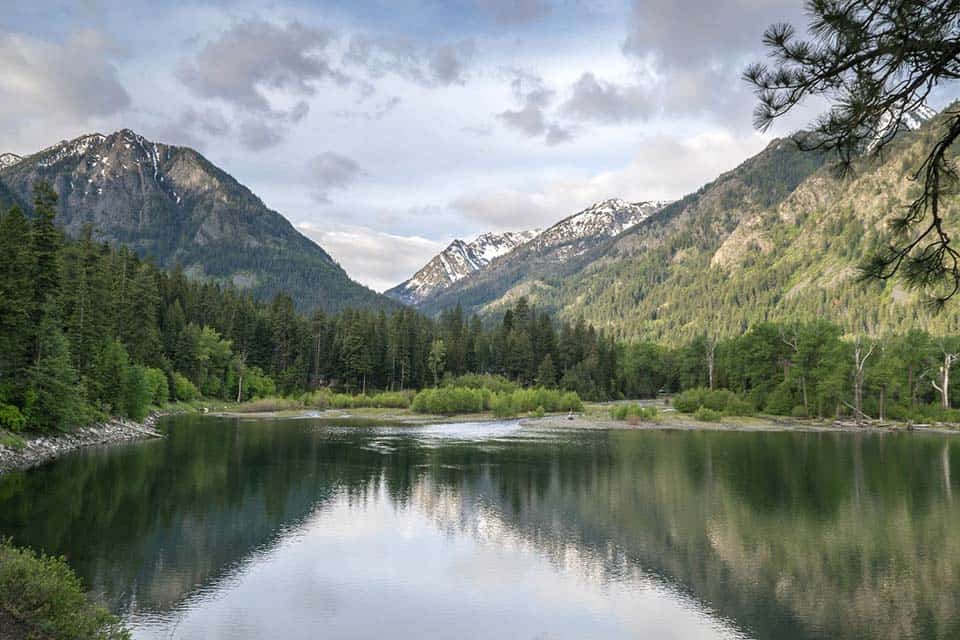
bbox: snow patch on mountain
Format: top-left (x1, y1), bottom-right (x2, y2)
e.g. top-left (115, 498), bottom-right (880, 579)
top-left (866, 103), bottom-right (937, 153)
top-left (529, 198), bottom-right (668, 255)
top-left (0, 153), bottom-right (22, 170)
top-left (387, 229), bottom-right (539, 304)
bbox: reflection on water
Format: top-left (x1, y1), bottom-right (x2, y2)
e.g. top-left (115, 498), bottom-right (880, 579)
top-left (1, 416), bottom-right (959, 639)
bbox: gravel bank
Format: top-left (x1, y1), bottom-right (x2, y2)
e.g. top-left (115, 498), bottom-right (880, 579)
top-left (0, 414), bottom-right (164, 474)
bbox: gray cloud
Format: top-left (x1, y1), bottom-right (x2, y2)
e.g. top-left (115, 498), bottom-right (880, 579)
top-left (497, 71), bottom-right (572, 144)
top-left (181, 107), bottom-right (231, 137)
top-left (344, 35), bottom-right (476, 87)
top-left (307, 152), bottom-right (362, 203)
top-left (238, 120), bottom-right (286, 151)
top-left (561, 72), bottom-right (652, 123)
top-left (476, 0), bottom-right (552, 25)
top-left (623, 0), bottom-right (803, 68)
top-left (335, 96), bottom-right (401, 121)
top-left (178, 19), bottom-right (347, 113)
top-left (0, 29), bottom-right (130, 130)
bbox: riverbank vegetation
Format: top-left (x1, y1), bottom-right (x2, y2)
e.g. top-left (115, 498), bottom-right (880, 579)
top-left (0, 539), bottom-right (129, 639)
top-left (410, 386), bottom-right (582, 417)
top-left (5, 186), bottom-right (960, 435)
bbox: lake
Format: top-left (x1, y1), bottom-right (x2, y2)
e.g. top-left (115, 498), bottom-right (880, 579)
top-left (1, 415), bottom-right (959, 639)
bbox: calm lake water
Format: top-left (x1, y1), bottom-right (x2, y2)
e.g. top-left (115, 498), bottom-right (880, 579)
top-left (1, 415), bottom-right (960, 639)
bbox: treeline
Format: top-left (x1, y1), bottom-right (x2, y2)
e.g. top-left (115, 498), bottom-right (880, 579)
top-left (620, 320), bottom-right (960, 422)
top-left (0, 185), bottom-right (616, 433)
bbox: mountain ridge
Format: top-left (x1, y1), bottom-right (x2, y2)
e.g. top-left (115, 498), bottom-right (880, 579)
top-left (0, 129), bottom-right (397, 313)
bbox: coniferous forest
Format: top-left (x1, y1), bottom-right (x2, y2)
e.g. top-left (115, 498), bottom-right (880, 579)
top-left (3, 184), bottom-right (960, 435)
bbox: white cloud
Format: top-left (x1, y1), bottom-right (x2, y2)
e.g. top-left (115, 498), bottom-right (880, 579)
top-left (297, 223), bottom-right (446, 291)
top-left (453, 129), bottom-right (769, 229)
top-left (0, 29), bottom-right (130, 134)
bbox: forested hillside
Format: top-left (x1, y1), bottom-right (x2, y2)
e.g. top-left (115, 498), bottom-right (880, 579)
top-left (553, 113), bottom-right (960, 342)
top-left (0, 187), bottom-right (619, 432)
top-left (421, 112), bottom-right (960, 343)
top-left (0, 130), bottom-right (395, 313)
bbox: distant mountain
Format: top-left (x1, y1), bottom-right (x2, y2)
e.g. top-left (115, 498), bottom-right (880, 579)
top-left (386, 230), bottom-right (539, 305)
top-left (0, 153), bottom-right (22, 170)
top-left (468, 107), bottom-right (960, 343)
top-left (866, 103), bottom-right (937, 152)
top-left (414, 198), bottom-right (669, 316)
top-left (0, 130), bottom-right (397, 313)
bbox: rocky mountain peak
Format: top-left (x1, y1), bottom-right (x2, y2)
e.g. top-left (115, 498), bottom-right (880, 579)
top-left (0, 153), bottom-right (22, 170)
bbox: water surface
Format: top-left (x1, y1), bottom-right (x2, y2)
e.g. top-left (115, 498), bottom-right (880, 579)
top-left (1, 415), bottom-right (959, 639)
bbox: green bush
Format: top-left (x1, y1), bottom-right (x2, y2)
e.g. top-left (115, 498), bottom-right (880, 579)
top-left (171, 372), bottom-right (199, 402)
top-left (533, 405), bottom-right (546, 418)
top-left (791, 405), bottom-right (808, 418)
top-left (610, 404), bottom-right (658, 421)
top-left (673, 388), bottom-right (753, 416)
top-left (443, 373), bottom-right (518, 393)
top-left (694, 406), bottom-right (723, 422)
top-left (411, 387), bottom-right (488, 415)
top-left (0, 539), bottom-right (130, 639)
top-left (0, 404), bottom-right (26, 432)
top-left (410, 386), bottom-right (581, 416)
top-left (304, 390), bottom-right (413, 410)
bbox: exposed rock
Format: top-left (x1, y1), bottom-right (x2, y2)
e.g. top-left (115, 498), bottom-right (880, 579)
top-left (0, 414), bottom-right (165, 474)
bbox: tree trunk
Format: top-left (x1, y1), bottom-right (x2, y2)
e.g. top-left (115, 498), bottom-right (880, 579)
top-left (878, 386), bottom-right (885, 424)
top-left (237, 373), bottom-right (243, 403)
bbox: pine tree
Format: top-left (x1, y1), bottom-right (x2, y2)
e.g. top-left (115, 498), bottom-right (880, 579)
top-left (747, 0), bottom-right (960, 306)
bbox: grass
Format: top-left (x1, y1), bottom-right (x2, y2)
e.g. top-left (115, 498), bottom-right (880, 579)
top-left (0, 430), bottom-right (25, 451)
top-left (0, 539), bottom-right (129, 639)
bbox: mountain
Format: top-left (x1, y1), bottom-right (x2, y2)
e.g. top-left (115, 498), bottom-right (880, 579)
top-left (469, 109), bottom-right (960, 343)
top-left (386, 230), bottom-right (539, 305)
top-left (0, 153), bottom-right (21, 170)
top-left (414, 198), bottom-right (668, 316)
top-left (0, 130), bottom-right (397, 313)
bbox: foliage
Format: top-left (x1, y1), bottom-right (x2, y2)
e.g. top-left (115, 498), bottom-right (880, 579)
top-left (610, 404), bottom-right (659, 421)
top-left (747, 0), bottom-right (960, 306)
top-left (694, 407), bottom-right (723, 422)
top-left (410, 386), bottom-right (581, 416)
top-left (0, 539), bottom-right (130, 639)
top-left (171, 373), bottom-right (199, 402)
top-left (673, 388), bottom-right (753, 416)
top-left (0, 404), bottom-right (26, 433)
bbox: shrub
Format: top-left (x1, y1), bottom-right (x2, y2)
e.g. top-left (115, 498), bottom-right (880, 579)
top-left (0, 539), bottom-right (130, 639)
top-left (791, 405), bottom-right (808, 418)
top-left (0, 404), bottom-right (26, 432)
top-left (694, 407), bottom-right (722, 422)
top-left (171, 372), bottom-right (199, 402)
top-left (610, 404), bottom-right (658, 421)
top-left (533, 405), bottom-right (546, 418)
top-left (410, 386), bottom-right (581, 416)
top-left (411, 387), bottom-right (487, 415)
top-left (444, 373), bottom-right (518, 393)
top-left (673, 388), bottom-right (753, 416)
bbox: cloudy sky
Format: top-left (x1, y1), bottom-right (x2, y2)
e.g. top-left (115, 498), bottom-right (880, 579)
top-left (3, 0), bottom-right (826, 291)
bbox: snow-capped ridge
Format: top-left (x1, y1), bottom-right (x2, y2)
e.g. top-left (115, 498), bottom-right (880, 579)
top-left (866, 103), bottom-right (937, 153)
top-left (388, 229), bottom-right (539, 304)
top-left (0, 153), bottom-right (22, 170)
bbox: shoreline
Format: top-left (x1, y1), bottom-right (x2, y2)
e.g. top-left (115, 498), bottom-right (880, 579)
top-left (210, 404), bottom-right (960, 436)
top-left (0, 413), bottom-right (165, 474)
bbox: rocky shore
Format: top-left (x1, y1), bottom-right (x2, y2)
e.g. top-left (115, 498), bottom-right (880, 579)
top-left (0, 414), bottom-right (165, 474)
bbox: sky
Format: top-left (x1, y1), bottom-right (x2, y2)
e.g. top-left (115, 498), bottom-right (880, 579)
top-left (1, 0), bottom-right (827, 291)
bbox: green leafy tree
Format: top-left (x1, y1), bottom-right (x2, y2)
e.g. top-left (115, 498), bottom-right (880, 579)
top-left (428, 339), bottom-right (446, 387)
